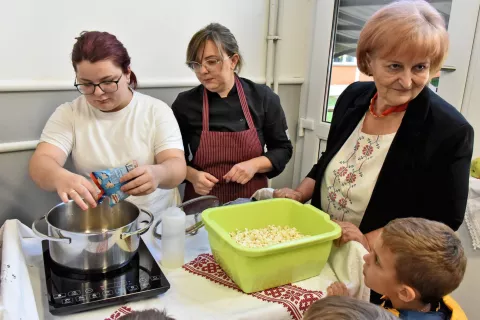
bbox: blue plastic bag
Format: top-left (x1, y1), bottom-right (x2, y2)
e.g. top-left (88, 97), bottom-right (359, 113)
top-left (90, 160), bottom-right (138, 207)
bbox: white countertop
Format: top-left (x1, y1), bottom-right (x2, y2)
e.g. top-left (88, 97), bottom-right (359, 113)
top-left (0, 217), bottom-right (368, 320)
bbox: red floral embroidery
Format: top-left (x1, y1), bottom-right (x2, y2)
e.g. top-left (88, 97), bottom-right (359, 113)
top-left (299, 293), bottom-right (319, 312)
top-left (324, 122), bottom-right (384, 222)
top-left (191, 256), bottom-right (207, 269)
top-left (105, 306), bottom-right (133, 320)
top-left (362, 145), bottom-right (374, 156)
top-left (337, 166), bottom-right (348, 176)
top-left (203, 262), bottom-right (219, 274)
top-left (328, 192), bottom-right (337, 201)
top-left (281, 289), bottom-right (303, 302)
top-left (264, 287), bottom-right (286, 298)
top-left (183, 254), bottom-right (324, 320)
top-left (345, 173), bottom-right (357, 183)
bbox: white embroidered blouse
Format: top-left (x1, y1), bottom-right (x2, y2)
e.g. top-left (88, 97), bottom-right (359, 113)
top-left (320, 115), bottom-right (396, 227)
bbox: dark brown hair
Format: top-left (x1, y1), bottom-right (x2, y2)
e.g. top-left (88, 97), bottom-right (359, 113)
top-left (186, 23), bottom-right (244, 73)
top-left (71, 31), bottom-right (137, 89)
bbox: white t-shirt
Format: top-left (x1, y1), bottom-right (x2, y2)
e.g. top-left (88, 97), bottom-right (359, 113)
top-left (40, 91), bottom-right (184, 215)
top-left (321, 115), bottom-right (396, 227)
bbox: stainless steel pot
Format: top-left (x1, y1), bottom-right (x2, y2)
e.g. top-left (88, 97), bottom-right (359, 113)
top-left (32, 200), bottom-right (153, 273)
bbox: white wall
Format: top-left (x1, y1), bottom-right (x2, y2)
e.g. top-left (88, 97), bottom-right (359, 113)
top-left (463, 8), bottom-right (480, 159)
top-left (0, 1), bottom-right (314, 226)
top-left (451, 224), bottom-right (480, 318)
top-left (0, 0), bottom-right (312, 90)
top-left (276, 0), bottom-right (314, 80)
top-left (452, 9), bottom-right (480, 318)
top-left (1, 0), bottom-right (264, 84)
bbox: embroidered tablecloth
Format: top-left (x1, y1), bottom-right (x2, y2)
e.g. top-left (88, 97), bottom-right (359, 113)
top-left (1, 213), bottom-right (368, 319)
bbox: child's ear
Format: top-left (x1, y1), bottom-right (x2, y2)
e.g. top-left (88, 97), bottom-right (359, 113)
top-left (397, 285), bottom-right (417, 303)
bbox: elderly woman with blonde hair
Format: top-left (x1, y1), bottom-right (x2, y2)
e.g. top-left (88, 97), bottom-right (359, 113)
top-left (275, 1), bottom-right (473, 256)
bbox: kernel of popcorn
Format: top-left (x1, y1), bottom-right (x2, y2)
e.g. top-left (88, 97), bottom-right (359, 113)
top-left (229, 225), bottom-right (306, 248)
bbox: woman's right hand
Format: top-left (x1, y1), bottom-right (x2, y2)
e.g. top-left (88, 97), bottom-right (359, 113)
top-left (54, 170), bottom-right (98, 210)
top-left (273, 188), bottom-right (304, 202)
top-left (189, 168), bottom-right (219, 195)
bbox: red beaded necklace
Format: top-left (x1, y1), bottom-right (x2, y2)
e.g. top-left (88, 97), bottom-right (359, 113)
top-left (369, 93), bottom-right (408, 118)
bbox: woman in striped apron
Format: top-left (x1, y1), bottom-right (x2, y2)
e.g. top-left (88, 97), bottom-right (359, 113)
top-left (172, 23), bottom-right (293, 204)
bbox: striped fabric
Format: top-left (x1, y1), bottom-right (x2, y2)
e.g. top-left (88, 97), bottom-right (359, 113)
top-left (184, 76), bottom-right (268, 204)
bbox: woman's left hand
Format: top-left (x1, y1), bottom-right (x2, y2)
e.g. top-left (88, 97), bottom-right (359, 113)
top-left (224, 160), bottom-right (258, 185)
top-left (334, 220), bottom-right (370, 251)
top-left (120, 165), bottom-right (160, 196)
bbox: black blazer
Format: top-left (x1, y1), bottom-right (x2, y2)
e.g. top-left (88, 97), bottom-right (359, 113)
top-left (308, 82), bottom-right (474, 233)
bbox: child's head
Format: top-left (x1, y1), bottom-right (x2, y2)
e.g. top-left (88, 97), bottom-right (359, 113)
top-left (118, 309), bottom-right (175, 320)
top-left (363, 218), bottom-right (466, 305)
top-left (303, 295), bottom-right (397, 320)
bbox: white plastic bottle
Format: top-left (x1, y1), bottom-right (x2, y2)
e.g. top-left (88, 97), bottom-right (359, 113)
top-left (161, 207), bottom-right (186, 268)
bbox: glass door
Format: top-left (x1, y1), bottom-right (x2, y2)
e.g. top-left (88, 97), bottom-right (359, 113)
top-left (293, 0), bottom-right (480, 185)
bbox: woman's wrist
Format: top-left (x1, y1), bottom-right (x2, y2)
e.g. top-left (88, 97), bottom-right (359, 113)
top-left (152, 156), bottom-right (187, 189)
top-left (249, 156), bottom-right (272, 174)
top-left (52, 167), bottom-right (70, 190)
top-left (293, 189), bottom-right (305, 203)
top-left (186, 166), bottom-right (198, 182)
top-left (148, 164), bottom-right (165, 187)
top-left (292, 177), bottom-right (315, 203)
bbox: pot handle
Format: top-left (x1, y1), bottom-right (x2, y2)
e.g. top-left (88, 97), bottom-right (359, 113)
top-left (152, 218), bottom-right (203, 240)
top-left (152, 195), bottom-right (219, 240)
top-left (32, 215), bottom-right (72, 244)
top-left (120, 209), bottom-right (154, 240)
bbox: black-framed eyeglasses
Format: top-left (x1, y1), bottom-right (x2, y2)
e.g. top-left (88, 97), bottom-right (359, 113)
top-left (186, 56), bottom-right (232, 72)
top-left (74, 74), bottom-right (123, 95)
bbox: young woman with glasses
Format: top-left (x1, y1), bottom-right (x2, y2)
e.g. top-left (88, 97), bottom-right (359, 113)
top-left (30, 31), bottom-right (186, 214)
top-left (172, 23), bottom-right (293, 204)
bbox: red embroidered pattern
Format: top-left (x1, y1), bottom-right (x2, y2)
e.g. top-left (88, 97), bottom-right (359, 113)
top-left (183, 253), bottom-right (324, 320)
top-left (326, 132), bottom-right (381, 220)
top-left (337, 166), bottom-right (348, 176)
top-left (105, 306), bottom-right (133, 320)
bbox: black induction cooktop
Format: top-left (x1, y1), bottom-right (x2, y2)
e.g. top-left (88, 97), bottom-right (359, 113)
top-left (42, 239), bottom-right (170, 315)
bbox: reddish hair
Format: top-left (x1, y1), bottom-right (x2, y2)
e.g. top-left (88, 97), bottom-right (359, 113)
top-left (357, 0), bottom-right (449, 76)
top-left (71, 31), bottom-right (137, 89)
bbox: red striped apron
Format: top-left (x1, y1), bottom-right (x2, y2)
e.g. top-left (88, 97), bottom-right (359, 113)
top-left (184, 76), bottom-right (268, 204)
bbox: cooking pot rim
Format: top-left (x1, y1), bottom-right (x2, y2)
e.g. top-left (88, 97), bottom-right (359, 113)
top-left (44, 200), bottom-right (140, 235)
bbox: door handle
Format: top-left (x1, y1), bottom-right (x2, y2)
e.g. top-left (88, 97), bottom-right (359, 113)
top-left (440, 65), bottom-right (456, 72)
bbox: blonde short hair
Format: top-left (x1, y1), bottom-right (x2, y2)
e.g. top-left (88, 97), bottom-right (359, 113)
top-left (382, 218), bottom-right (466, 304)
top-left (303, 296), bottom-right (397, 320)
top-left (357, 0), bottom-right (449, 75)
